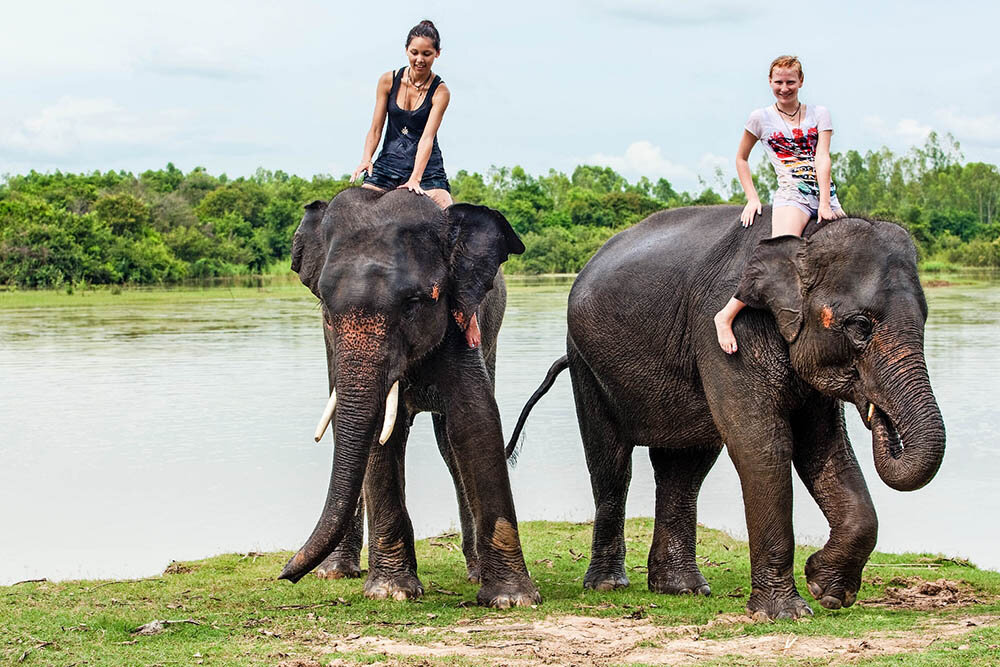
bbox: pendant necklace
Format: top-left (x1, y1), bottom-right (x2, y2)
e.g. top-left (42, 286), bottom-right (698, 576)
top-left (401, 66), bottom-right (432, 136)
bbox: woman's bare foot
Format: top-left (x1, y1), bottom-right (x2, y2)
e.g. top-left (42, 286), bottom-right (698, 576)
top-left (465, 313), bottom-right (481, 348)
top-left (714, 310), bottom-right (738, 354)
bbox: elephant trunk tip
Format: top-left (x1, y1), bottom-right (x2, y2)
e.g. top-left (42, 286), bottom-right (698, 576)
top-left (277, 551), bottom-right (312, 583)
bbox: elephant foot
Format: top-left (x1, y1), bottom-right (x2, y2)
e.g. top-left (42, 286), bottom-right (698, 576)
top-left (648, 568), bottom-right (711, 596)
top-left (364, 572), bottom-right (424, 601)
top-left (804, 549), bottom-right (862, 610)
top-left (583, 563), bottom-right (629, 592)
top-left (314, 555), bottom-right (362, 580)
top-left (746, 588), bottom-right (814, 622)
top-left (476, 578), bottom-right (541, 608)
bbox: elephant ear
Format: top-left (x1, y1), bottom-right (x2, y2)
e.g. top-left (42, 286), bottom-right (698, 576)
top-left (445, 203), bottom-right (525, 330)
top-left (291, 200), bottom-right (329, 298)
top-left (734, 235), bottom-right (809, 343)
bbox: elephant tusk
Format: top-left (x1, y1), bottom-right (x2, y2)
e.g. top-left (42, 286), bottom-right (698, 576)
top-left (378, 381), bottom-right (400, 445)
top-left (867, 403), bottom-right (875, 423)
top-left (313, 389), bottom-right (337, 442)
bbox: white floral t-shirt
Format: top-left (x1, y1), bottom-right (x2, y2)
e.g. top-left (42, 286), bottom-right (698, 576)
top-left (746, 104), bottom-right (841, 209)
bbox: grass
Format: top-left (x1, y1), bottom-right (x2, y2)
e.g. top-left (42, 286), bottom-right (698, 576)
top-left (0, 275), bottom-right (311, 308)
top-left (3, 520), bottom-right (999, 665)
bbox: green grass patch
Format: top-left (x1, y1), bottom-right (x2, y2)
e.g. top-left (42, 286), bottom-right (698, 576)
top-left (0, 275), bottom-right (312, 309)
top-left (2, 520), bottom-right (999, 665)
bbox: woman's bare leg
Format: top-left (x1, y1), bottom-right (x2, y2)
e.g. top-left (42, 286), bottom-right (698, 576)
top-left (771, 205), bottom-right (811, 238)
top-left (714, 206), bottom-right (811, 354)
top-left (426, 188), bottom-right (454, 209)
top-left (465, 313), bottom-right (481, 349)
top-left (362, 183), bottom-right (385, 192)
top-left (714, 298), bottom-right (745, 355)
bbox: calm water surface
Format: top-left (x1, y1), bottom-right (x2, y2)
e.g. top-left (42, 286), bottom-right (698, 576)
top-left (1, 277), bottom-right (998, 584)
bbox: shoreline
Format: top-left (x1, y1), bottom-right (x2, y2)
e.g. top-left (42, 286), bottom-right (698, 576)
top-left (3, 520), bottom-right (998, 665)
top-left (0, 268), bottom-right (995, 308)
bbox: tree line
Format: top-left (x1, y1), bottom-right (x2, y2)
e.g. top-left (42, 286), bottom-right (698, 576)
top-left (1, 132), bottom-right (997, 288)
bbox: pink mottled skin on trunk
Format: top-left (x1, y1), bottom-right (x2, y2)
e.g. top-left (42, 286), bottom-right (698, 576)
top-left (431, 283), bottom-right (440, 301)
top-left (334, 310), bottom-right (387, 390)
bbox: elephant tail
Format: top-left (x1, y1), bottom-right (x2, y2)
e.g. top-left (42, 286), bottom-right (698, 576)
top-left (505, 355), bottom-right (569, 465)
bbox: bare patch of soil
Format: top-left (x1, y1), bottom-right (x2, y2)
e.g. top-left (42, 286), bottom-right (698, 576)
top-left (163, 561), bottom-right (194, 575)
top-left (862, 577), bottom-right (992, 610)
top-left (318, 613), bottom-right (999, 665)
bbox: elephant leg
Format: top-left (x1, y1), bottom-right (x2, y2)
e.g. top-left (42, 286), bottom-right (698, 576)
top-left (724, 423), bottom-right (812, 621)
top-left (439, 345), bottom-right (539, 608)
top-left (361, 419), bottom-right (423, 601)
top-left (646, 444), bottom-right (722, 596)
top-left (432, 413), bottom-right (480, 583)
top-left (314, 493), bottom-right (364, 579)
top-left (570, 351), bottom-right (633, 592)
top-left (792, 398), bottom-right (878, 610)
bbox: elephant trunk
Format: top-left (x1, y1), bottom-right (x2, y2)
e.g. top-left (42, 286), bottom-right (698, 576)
top-left (280, 380), bottom-right (394, 582)
top-left (862, 335), bottom-right (945, 492)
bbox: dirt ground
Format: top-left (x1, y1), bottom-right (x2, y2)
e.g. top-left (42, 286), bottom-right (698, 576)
top-left (268, 579), bottom-right (1000, 666)
top-left (279, 611), bottom-right (998, 666)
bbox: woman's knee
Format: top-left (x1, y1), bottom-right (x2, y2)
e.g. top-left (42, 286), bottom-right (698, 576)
top-left (426, 189), bottom-right (453, 209)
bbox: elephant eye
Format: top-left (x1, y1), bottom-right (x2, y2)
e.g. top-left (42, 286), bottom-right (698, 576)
top-left (844, 314), bottom-right (874, 345)
top-left (402, 293), bottom-right (429, 319)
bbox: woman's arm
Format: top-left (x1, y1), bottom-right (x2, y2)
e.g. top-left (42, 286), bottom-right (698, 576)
top-left (399, 83), bottom-right (451, 194)
top-left (736, 129), bottom-right (761, 226)
top-left (815, 129), bottom-right (843, 221)
top-left (352, 72), bottom-right (393, 182)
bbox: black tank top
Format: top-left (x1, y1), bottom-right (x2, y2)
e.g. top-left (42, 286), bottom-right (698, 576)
top-left (377, 67), bottom-right (445, 175)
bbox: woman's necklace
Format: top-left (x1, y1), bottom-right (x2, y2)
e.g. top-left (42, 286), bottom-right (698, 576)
top-left (775, 102), bottom-right (802, 135)
top-left (775, 102), bottom-right (801, 118)
top-left (405, 66), bottom-right (432, 109)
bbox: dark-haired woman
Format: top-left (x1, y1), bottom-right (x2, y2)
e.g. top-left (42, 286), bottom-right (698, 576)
top-left (351, 20), bottom-right (482, 347)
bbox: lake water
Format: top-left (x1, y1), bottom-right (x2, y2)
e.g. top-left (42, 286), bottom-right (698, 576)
top-left (1, 276), bottom-right (998, 585)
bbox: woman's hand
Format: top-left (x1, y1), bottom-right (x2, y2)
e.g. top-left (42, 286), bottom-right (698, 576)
top-left (351, 161), bottom-right (373, 183)
top-left (397, 178), bottom-right (426, 196)
top-left (817, 203), bottom-right (846, 223)
top-left (741, 198), bottom-right (762, 227)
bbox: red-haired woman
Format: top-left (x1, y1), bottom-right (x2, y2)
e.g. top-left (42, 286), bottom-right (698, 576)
top-left (714, 55), bottom-right (846, 354)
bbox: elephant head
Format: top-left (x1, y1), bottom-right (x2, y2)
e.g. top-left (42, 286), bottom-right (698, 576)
top-left (736, 218), bottom-right (945, 492)
top-left (279, 187), bottom-right (523, 582)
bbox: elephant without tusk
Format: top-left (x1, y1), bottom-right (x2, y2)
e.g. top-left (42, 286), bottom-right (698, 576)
top-left (508, 205), bottom-right (944, 621)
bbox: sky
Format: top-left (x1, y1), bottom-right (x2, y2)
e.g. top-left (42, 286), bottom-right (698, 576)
top-left (2, 0), bottom-right (998, 193)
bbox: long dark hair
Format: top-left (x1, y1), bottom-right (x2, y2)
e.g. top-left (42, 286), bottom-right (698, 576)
top-left (406, 19), bottom-right (440, 51)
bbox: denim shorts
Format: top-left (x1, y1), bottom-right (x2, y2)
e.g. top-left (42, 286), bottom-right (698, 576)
top-left (364, 159), bottom-right (450, 192)
top-left (773, 196), bottom-right (843, 218)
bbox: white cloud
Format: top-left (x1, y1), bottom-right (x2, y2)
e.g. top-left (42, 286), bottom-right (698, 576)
top-left (588, 140), bottom-right (696, 185)
top-left (0, 97), bottom-right (188, 158)
top-left (863, 115), bottom-right (931, 143)
top-left (896, 118), bottom-right (933, 144)
top-left (698, 152), bottom-right (731, 173)
top-left (933, 107), bottom-right (1000, 145)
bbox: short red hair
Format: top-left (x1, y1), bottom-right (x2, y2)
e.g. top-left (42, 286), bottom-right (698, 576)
top-left (769, 55), bottom-right (803, 80)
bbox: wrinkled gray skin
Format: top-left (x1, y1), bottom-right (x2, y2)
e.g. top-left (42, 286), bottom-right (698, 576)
top-left (508, 205), bottom-right (945, 620)
top-left (282, 187), bottom-right (540, 608)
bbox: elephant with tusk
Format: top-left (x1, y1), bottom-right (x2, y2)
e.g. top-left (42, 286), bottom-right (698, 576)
top-left (284, 187), bottom-right (540, 608)
top-left (507, 205), bottom-right (945, 621)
